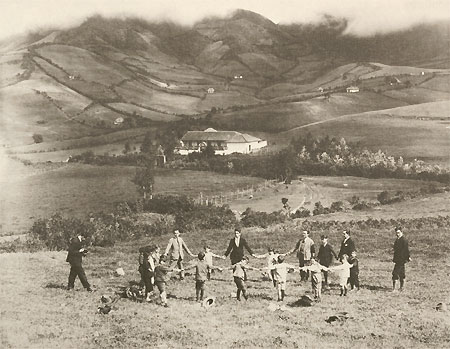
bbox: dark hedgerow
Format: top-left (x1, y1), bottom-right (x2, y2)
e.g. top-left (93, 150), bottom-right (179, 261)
top-left (175, 204), bottom-right (237, 231)
top-left (240, 208), bottom-right (287, 228)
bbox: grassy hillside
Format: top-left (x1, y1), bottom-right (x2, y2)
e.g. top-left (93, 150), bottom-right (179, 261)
top-left (1, 209), bottom-right (449, 347)
top-left (213, 92), bottom-right (408, 132)
top-left (278, 103), bottom-right (450, 165)
top-left (0, 162), bottom-right (263, 235)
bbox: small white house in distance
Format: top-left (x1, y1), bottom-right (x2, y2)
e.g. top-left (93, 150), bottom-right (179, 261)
top-left (114, 117), bottom-right (124, 125)
top-left (346, 86), bottom-right (359, 93)
top-left (207, 87), bottom-right (215, 94)
top-left (179, 128), bottom-right (267, 155)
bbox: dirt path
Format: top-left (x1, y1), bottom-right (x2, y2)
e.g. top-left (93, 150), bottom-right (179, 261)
top-left (228, 180), bottom-right (321, 214)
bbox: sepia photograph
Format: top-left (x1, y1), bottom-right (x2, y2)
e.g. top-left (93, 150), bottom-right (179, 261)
top-left (0, 0), bottom-right (449, 347)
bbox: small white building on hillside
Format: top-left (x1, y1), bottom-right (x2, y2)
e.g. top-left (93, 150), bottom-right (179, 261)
top-left (346, 86), bottom-right (360, 93)
top-left (179, 128), bottom-right (267, 155)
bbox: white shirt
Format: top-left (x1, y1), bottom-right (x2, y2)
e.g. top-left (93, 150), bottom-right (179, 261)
top-left (267, 253), bottom-right (279, 270)
top-left (274, 263), bottom-right (297, 282)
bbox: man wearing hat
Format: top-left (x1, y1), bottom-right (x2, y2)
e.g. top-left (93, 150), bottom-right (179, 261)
top-left (392, 227), bottom-right (411, 292)
top-left (66, 234), bottom-right (92, 291)
top-left (317, 235), bottom-right (338, 288)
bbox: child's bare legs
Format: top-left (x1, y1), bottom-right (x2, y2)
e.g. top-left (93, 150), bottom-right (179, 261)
top-left (270, 270), bottom-right (277, 287)
top-left (340, 284), bottom-right (348, 296)
top-left (159, 290), bottom-right (168, 306)
top-left (314, 278), bottom-right (322, 301)
top-left (276, 281), bottom-right (285, 301)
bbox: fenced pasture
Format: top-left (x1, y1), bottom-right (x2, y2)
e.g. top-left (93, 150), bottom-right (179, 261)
top-left (197, 176), bottom-right (445, 214)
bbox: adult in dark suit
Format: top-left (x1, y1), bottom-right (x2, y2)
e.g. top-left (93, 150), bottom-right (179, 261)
top-left (317, 235), bottom-right (338, 287)
top-left (224, 228), bottom-right (256, 265)
top-left (392, 227), bottom-right (411, 292)
top-left (66, 234), bottom-right (92, 291)
top-left (338, 230), bottom-right (356, 261)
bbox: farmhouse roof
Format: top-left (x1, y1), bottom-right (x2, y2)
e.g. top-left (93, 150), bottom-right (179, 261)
top-left (182, 129), bottom-right (261, 143)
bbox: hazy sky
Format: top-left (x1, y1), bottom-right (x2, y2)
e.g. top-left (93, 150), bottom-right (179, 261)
top-left (1, 0), bottom-right (449, 39)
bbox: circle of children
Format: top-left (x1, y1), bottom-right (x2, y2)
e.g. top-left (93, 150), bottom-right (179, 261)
top-left (67, 226), bottom-right (410, 308)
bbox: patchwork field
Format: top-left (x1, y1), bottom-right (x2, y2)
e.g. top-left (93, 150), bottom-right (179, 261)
top-left (36, 44), bottom-right (131, 86)
top-left (214, 92), bottom-right (408, 132)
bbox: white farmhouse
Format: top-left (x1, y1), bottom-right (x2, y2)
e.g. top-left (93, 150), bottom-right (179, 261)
top-left (179, 128), bottom-right (267, 155)
top-left (207, 87), bottom-right (215, 94)
top-left (346, 86), bottom-right (360, 93)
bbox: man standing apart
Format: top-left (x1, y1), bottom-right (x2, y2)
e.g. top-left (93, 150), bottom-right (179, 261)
top-left (66, 234), bottom-right (92, 291)
top-left (164, 229), bottom-right (195, 280)
top-left (392, 227), bottom-right (411, 292)
top-left (288, 230), bottom-right (315, 281)
top-left (338, 230), bottom-right (356, 261)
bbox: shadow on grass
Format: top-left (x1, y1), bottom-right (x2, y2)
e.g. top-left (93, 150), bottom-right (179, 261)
top-left (249, 293), bottom-right (273, 301)
top-left (45, 282), bottom-right (67, 290)
top-left (361, 284), bottom-right (392, 291)
top-left (166, 294), bottom-right (196, 301)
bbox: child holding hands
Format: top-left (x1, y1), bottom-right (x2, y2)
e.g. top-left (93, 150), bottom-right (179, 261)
top-left (329, 254), bottom-right (354, 296)
top-left (273, 255), bottom-right (298, 301)
top-left (300, 258), bottom-right (329, 301)
top-left (154, 255), bottom-right (181, 307)
top-left (231, 256), bottom-right (260, 301)
top-left (204, 245), bottom-right (225, 280)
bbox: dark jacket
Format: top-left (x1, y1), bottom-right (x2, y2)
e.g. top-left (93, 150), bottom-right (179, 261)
top-left (338, 237), bottom-right (356, 260)
top-left (318, 243), bottom-right (338, 267)
top-left (225, 238), bottom-right (253, 264)
top-left (66, 238), bottom-right (85, 266)
top-left (393, 236), bottom-right (410, 264)
top-left (348, 256), bottom-right (359, 275)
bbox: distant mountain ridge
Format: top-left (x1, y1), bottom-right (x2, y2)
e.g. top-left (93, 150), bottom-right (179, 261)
top-left (1, 9), bottom-right (449, 150)
top-left (3, 10), bottom-right (449, 69)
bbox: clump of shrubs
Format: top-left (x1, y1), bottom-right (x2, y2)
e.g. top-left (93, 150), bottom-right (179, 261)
top-left (29, 212), bottom-right (135, 250)
top-left (377, 190), bottom-right (406, 205)
top-left (312, 201), bottom-right (347, 216)
top-left (175, 204), bottom-right (237, 231)
top-left (291, 208), bottom-right (311, 218)
top-left (240, 208), bottom-right (287, 228)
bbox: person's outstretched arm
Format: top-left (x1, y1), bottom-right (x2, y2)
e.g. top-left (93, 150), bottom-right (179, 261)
top-left (182, 239), bottom-right (195, 257)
